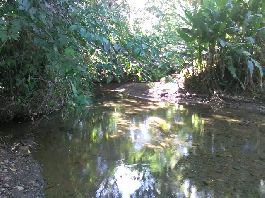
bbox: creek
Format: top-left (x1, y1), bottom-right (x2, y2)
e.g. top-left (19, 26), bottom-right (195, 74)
top-left (3, 93), bottom-right (265, 197)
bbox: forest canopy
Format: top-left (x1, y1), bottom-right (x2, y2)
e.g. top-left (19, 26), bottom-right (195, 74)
top-left (0, 0), bottom-right (264, 120)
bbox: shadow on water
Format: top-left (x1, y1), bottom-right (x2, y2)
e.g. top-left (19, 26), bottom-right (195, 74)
top-left (13, 93), bottom-right (265, 197)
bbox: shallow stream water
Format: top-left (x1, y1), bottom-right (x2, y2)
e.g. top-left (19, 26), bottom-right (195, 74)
top-left (5, 93), bottom-right (265, 197)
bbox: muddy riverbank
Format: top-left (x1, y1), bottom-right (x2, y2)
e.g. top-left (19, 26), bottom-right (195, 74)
top-left (102, 82), bottom-right (265, 114)
top-left (0, 139), bottom-right (44, 198)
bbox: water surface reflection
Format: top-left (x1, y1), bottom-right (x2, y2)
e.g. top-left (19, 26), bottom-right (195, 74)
top-left (33, 95), bottom-right (265, 197)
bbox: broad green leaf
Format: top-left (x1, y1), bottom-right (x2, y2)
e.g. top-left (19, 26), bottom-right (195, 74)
top-left (103, 41), bottom-right (110, 52)
top-left (64, 48), bottom-right (75, 57)
top-left (241, 51), bottom-right (251, 57)
top-left (106, 75), bottom-right (113, 84)
top-left (228, 64), bottom-right (237, 78)
top-left (177, 31), bottom-right (192, 42)
top-left (29, 7), bottom-right (37, 18)
top-left (103, 37), bottom-right (108, 44)
top-left (247, 59), bottom-right (254, 76)
top-left (134, 48), bottom-right (141, 56)
top-left (142, 44), bottom-right (148, 49)
top-left (219, 39), bottom-right (226, 47)
top-left (80, 28), bottom-right (87, 38)
top-left (252, 59), bottom-right (263, 77)
top-left (0, 29), bottom-right (8, 42)
top-left (257, 27), bottom-right (265, 31)
top-left (113, 44), bottom-right (121, 52)
top-left (89, 49), bottom-right (96, 55)
top-left (245, 37), bottom-right (255, 44)
top-left (76, 95), bottom-right (91, 105)
top-left (18, 0), bottom-right (31, 10)
top-left (70, 25), bottom-right (79, 31)
top-left (70, 81), bottom-right (78, 97)
top-left (251, 59), bottom-right (263, 88)
top-left (10, 19), bottom-right (22, 40)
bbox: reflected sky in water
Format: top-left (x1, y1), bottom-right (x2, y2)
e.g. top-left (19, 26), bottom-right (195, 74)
top-left (29, 94), bottom-right (265, 197)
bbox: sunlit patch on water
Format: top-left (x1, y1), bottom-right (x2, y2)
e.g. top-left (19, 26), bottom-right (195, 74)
top-left (96, 163), bottom-right (156, 198)
top-left (130, 124), bottom-right (151, 151)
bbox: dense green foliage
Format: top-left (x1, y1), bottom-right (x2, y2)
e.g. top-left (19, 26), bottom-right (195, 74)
top-left (177, 0), bottom-right (265, 92)
top-left (0, 0), bottom-right (265, 120)
top-left (0, 1), bottom-right (176, 107)
top-left (1, 0), bottom-right (93, 107)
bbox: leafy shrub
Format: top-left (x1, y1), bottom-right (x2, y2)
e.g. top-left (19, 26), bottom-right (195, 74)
top-left (177, 0), bottom-right (265, 92)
